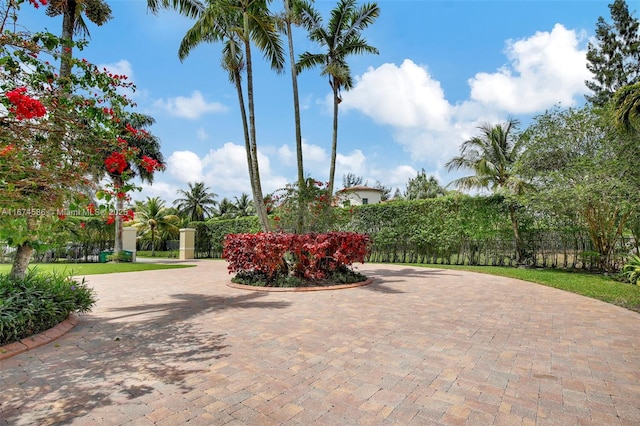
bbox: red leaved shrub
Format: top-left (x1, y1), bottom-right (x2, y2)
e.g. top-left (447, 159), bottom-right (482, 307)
top-left (223, 232), bottom-right (370, 282)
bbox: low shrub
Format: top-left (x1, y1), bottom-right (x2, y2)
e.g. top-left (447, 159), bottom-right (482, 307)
top-left (232, 265), bottom-right (368, 288)
top-left (0, 270), bottom-right (96, 345)
top-left (623, 255), bottom-right (640, 285)
top-left (223, 232), bottom-right (370, 286)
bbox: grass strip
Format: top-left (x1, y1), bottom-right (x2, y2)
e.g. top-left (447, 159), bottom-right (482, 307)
top-left (0, 263), bottom-right (194, 276)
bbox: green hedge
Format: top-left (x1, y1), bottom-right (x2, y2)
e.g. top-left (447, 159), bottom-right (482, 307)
top-left (189, 216), bottom-right (261, 258)
top-left (190, 196), bottom-right (629, 269)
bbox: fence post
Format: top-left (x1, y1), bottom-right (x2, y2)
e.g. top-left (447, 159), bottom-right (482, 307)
top-left (122, 227), bottom-right (137, 262)
top-left (180, 228), bottom-right (196, 260)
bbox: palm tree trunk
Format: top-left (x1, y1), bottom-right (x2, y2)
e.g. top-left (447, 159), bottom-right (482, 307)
top-left (328, 81), bottom-right (340, 198)
top-left (243, 13), bottom-right (270, 232)
top-left (284, 0), bottom-right (305, 233)
top-left (151, 225), bottom-right (156, 257)
top-left (60, 0), bottom-right (77, 81)
top-left (233, 68), bottom-right (257, 218)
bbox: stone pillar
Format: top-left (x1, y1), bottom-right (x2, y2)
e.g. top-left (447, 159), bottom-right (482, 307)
top-left (180, 228), bottom-right (196, 260)
top-left (122, 227), bottom-right (137, 262)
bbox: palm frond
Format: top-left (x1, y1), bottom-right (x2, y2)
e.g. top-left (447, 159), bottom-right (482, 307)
top-left (248, 6), bottom-right (285, 73)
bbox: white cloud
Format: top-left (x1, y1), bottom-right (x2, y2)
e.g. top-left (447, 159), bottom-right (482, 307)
top-left (278, 144), bottom-right (294, 166)
top-left (200, 142), bottom-right (289, 196)
top-left (154, 90), bottom-right (227, 119)
top-left (134, 181), bottom-right (181, 203)
top-left (335, 24), bottom-right (591, 176)
top-left (342, 59), bottom-right (452, 131)
top-left (468, 24), bottom-right (591, 113)
top-left (167, 151), bottom-right (204, 183)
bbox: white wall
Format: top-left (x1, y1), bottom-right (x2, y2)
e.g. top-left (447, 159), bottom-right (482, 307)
top-left (336, 189), bottom-right (383, 207)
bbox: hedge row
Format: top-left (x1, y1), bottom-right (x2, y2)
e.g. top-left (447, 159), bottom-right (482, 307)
top-left (190, 195), bottom-right (631, 269)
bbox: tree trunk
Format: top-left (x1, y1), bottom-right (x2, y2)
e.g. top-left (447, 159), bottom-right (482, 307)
top-left (243, 15), bottom-right (270, 232)
top-left (113, 176), bottom-right (124, 260)
top-left (284, 0), bottom-right (305, 233)
top-left (9, 242), bottom-right (34, 280)
top-left (60, 0), bottom-right (77, 81)
top-left (151, 225), bottom-right (156, 257)
top-left (9, 216), bottom-right (37, 279)
top-left (233, 69), bottom-right (258, 228)
top-left (328, 81), bottom-right (339, 199)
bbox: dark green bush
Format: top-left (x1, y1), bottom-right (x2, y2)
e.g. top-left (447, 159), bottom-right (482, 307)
top-left (0, 270), bottom-right (96, 345)
top-left (231, 265), bottom-right (367, 288)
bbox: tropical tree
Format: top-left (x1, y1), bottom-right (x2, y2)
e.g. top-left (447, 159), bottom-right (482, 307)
top-left (100, 112), bottom-right (164, 259)
top-left (133, 197), bottom-right (180, 256)
top-left (279, 0), bottom-right (306, 232)
top-left (342, 172), bottom-right (365, 188)
top-left (45, 0), bottom-right (113, 79)
top-left (445, 119), bottom-right (528, 262)
top-left (215, 197), bottom-right (238, 219)
top-left (404, 170), bottom-right (446, 200)
top-left (519, 106), bottom-right (640, 269)
top-left (174, 181), bottom-right (218, 222)
top-left (234, 193), bottom-right (255, 216)
top-left (173, 0), bottom-right (285, 232)
top-left (297, 0), bottom-right (380, 197)
top-left (612, 82), bottom-right (640, 132)
top-left (585, 0), bottom-right (640, 107)
top-left (0, 3), bottom-right (138, 279)
top-left (373, 180), bottom-right (391, 201)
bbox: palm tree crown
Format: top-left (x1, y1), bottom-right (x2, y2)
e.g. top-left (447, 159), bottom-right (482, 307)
top-left (133, 197), bottom-right (180, 256)
top-left (234, 192), bottom-right (255, 216)
top-left (174, 181), bottom-right (218, 222)
top-left (46, 0), bottom-right (113, 39)
top-left (297, 0), bottom-right (380, 96)
top-left (445, 118), bottom-right (524, 194)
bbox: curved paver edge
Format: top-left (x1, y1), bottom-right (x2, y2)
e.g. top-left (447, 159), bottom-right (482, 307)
top-left (0, 313), bottom-right (79, 361)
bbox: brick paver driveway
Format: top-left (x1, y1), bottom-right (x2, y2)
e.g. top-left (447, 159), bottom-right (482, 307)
top-left (1, 260), bottom-right (639, 425)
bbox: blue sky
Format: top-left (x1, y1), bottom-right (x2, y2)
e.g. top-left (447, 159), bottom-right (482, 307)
top-left (18, 1), bottom-right (616, 202)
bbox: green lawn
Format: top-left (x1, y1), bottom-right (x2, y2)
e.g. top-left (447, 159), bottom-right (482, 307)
top-left (0, 262), bottom-right (194, 277)
top-left (410, 263), bottom-right (640, 313)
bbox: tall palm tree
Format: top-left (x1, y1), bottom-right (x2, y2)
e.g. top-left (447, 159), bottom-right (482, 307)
top-left (445, 119), bottom-right (528, 262)
top-left (234, 192), bottom-right (255, 216)
top-left (133, 197), bottom-right (180, 256)
top-left (46, 0), bottom-right (113, 79)
top-left (613, 82), bottom-right (640, 133)
top-left (297, 0), bottom-right (380, 197)
top-left (173, 181), bottom-right (218, 222)
top-left (175, 0), bottom-right (285, 232)
top-left (279, 0), bottom-right (306, 232)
